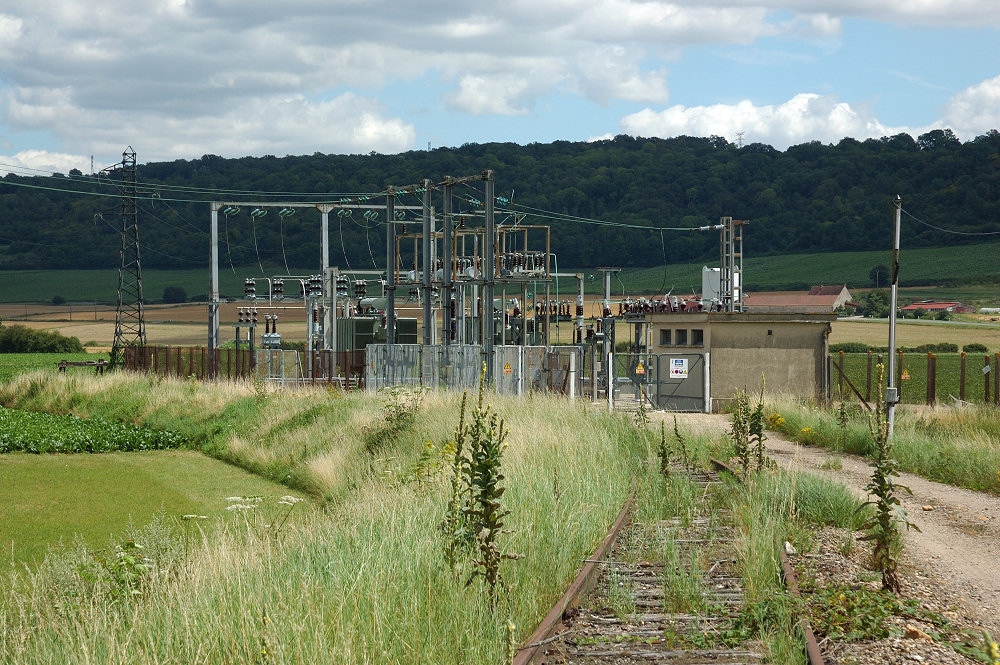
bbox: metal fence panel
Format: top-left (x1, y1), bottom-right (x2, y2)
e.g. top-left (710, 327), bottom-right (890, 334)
top-left (493, 346), bottom-right (524, 394)
top-left (366, 344), bottom-right (424, 390)
top-left (255, 350), bottom-right (307, 384)
top-left (433, 345), bottom-right (485, 390)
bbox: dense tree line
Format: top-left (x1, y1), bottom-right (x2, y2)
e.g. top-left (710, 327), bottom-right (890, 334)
top-left (1, 129), bottom-right (998, 273)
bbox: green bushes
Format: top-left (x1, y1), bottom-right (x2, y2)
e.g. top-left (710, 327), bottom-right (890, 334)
top-left (0, 325), bottom-right (85, 353)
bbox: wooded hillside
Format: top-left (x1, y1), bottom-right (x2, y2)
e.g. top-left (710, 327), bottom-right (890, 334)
top-left (1, 130), bottom-right (998, 276)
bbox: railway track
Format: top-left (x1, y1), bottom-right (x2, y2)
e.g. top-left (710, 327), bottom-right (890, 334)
top-left (517, 463), bottom-right (823, 665)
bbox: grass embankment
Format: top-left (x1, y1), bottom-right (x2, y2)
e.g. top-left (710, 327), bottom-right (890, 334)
top-left (768, 396), bottom-right (1000, 494)
top-left (1, 372), bottom-right (643, 664)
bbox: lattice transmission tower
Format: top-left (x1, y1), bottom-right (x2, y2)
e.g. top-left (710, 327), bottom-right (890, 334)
top-left (110, 147), bottom-right (146, 368)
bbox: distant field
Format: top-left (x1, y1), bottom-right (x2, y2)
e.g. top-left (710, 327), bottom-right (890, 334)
top-left (0, 266), bottom-right (305, 304)
top-left (616, 242), bottom-right (1000, 303)
top-left (1, 242), bottom-right (999, 305)
top-left (830, 318), bottom-right (1000, 353)
top-left (0, 449), bottom-right (307, 570)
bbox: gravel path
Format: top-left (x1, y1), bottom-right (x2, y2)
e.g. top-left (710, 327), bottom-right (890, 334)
top-left (660, 412), bottom-right (1000, 636)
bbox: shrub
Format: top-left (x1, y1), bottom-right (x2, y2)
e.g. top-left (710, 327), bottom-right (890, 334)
top-left (0, 324), bottom-right (85, 353)
top-left (964, 343), bottom-right (988, 354)
top-left (829, 342), bottom-right (872, 353)
top-left (161, 285), bottom-right (188, 303)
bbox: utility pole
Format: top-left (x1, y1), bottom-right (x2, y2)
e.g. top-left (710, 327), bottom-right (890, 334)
top-left (887, 196), bottom-right (902, 438)
top-left (110, 147), bottom-right (146, 369)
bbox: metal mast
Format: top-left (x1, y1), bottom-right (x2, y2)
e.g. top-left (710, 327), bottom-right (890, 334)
top-left (719, 217), bottom-right (744, 312)
top-left (110, 147), bottom-right (146, 368)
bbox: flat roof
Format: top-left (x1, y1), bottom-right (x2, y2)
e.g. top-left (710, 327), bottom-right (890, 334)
top-left (645, 311), bottom-right (837, 323)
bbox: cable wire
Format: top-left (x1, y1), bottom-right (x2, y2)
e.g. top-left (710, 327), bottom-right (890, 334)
top-left (902, 208), bottom-right (1000, 236)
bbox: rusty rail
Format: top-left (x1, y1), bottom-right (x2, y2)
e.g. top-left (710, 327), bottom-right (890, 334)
top-left (715, 456), bottom-right (827, 665)
top-left (513, 487), bottom-right (635, 665)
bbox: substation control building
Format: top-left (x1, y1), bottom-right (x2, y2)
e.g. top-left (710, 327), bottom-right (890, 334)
top-left (642, 311), bottom-right (835, 412)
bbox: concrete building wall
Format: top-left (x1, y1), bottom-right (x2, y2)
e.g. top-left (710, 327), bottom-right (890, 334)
top-left (648, 313), bottom-right (833, 409)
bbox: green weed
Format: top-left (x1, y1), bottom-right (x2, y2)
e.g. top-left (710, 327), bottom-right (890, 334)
top-left (859, 363), bottom-right (919, 593)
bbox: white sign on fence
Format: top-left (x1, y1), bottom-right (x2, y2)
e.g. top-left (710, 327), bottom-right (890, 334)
top-left (670, 357), bottom-right (689, 379)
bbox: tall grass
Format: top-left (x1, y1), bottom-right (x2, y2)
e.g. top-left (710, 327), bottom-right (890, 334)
top-left (768, 395), bottom-right (1000, 494)
top-left (0, 373), bottom-right (643, 664)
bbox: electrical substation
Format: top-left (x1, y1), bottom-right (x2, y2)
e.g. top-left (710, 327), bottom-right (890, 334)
top-left (106, 164), bottom-right (831, 411)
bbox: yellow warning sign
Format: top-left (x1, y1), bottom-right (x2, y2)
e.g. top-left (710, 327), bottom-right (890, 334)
top-left (503, 362), bottom-right (512, 374)
top-left (636, 362), bottom-right (645, 375)
top-left (901, 370), bottom-right (910, 380)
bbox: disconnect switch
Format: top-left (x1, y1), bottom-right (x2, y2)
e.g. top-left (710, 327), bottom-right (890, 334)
top-left (885, 387), bottom-right (899, 405)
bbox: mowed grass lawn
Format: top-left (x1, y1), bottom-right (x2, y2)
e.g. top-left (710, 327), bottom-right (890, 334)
top-left (0, 450), bottom-right (306, 570)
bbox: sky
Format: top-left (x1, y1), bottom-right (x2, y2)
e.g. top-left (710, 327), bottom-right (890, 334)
top-left (1, 0), bottom-right (999, 176)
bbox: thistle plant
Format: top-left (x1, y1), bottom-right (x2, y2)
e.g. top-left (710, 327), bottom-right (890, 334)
top-left (634, 398), bottom-right (649, 431)
top-left (673, 415), bottom-right (690, 470)
top-left (730, 388), bottom-right (751, 473)
top-left (858, 363), bottom-right (919, 593)
top-left (442, 365), bottom-right (523, 599)
top-left (748, 378), bottom-right (768, 471)
top-left (731, 379), bottom-right (767, 473)
top-left (442, 392), bottom-right (471, 570)
top-left (656, 421), bottom-right (671, 477)
top-left (462, 365), bottom-right (523, 598)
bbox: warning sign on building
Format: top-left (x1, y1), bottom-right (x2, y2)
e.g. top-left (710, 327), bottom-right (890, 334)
top-left (503, 362), bottom-right (513, 374)
top-left (669, 358), bottom-right (688, 379)
top-left (636, 361), bottom-right (645, 375)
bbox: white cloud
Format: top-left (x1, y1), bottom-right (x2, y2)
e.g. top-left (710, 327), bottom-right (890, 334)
top-left (0, 0), bottom-right (996, 163)
top-left (941, 74), bottom-right (1000, 139)
top-left (620, 93), bottom-right (907, 148)
top-left (0, 150), bottom-right (90, 176)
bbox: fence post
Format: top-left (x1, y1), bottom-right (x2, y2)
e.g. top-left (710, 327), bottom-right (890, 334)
top-left (985, 355), bottom-right (991, 405)
top-left (926, 352), bottom-right (935, 406)
top-left (960, 352), bottom-right (966, 402)
top-left (865, 350), bottom-right (873, 402)
top-left (995, 353), bottom-right (999, 407)
top-left (838, 350), bottom-right (845, 396)
top-left (176, 347), bottom-right (182, 377)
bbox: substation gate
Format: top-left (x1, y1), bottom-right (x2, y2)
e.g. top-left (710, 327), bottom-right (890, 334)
top-left (365, 344), bottom-right (583, 396)
top-left (608, 352), bottom-right (710, 413)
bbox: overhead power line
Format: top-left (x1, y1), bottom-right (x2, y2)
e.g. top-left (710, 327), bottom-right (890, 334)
top-left (901, 208), bottom-right (1000, 236)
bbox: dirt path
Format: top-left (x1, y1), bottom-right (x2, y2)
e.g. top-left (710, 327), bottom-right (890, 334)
top-left (659, 412), bottom-right (1000, 635)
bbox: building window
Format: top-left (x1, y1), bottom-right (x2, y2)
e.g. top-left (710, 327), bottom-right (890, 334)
top-left (659, 329), bottom-right (671, 346)
top-left (692, 329), bottom-right (704, 346)
top-left (676, 329), bottom-right (688, 346)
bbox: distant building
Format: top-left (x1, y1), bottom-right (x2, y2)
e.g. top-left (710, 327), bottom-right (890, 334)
top-left (743, 285), bottom-right (852, 313)
top-left (899, 301), bottom-right (971, 314)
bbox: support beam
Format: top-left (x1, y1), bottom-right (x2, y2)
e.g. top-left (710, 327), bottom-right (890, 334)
top-left (385, 191), bottom-right (396, 344)
top-left (208, 202), bottom-right (220, 377)
top-left (483, 171), bottom-right (496, 381)
top-left (422, 179), bottom-right (433, 347)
